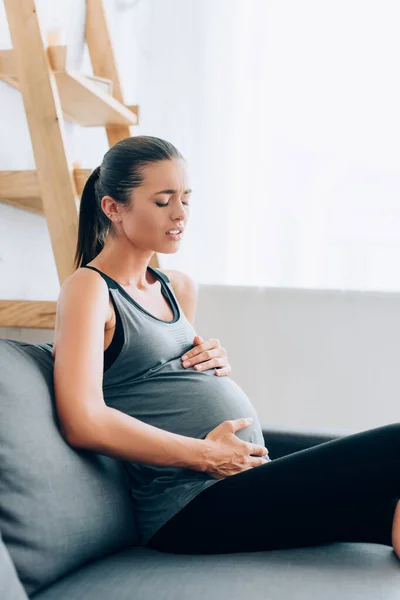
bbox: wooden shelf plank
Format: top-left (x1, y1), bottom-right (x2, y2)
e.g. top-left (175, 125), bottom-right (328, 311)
top-left (0, 49), bottom-right (138, 127)
top-left (0, 169), bottom-right (90, 214)
top-left (54, 69), bottom-right (137, 126)
top-left (0, 300), bottom-right (56, 329)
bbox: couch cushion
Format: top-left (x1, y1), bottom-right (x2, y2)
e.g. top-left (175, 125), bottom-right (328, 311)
top-left (0, 339), bottom-right (139, 597)
top-left (0, 530), bottom-right (28, 600)
top-left (32, 543), bottom-right (400, 600)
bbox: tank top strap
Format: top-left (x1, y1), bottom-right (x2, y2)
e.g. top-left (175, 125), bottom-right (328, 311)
top-left (82, 264), bottom-right (171, 292)
top-left (148, 266), bottom-right (171, 285)
top-left (148, 267), bottom-right (179, 307)
top-left (81, 265), bottom-right (116, 290)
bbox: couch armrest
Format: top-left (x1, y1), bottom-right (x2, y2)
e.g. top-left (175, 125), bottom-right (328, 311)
top-left (261, 425), bottom-right (348, 459)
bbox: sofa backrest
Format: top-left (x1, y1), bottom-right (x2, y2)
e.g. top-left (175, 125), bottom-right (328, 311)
top-left (0, 530), bottom-right (28, 600)
top-left (0, 339), bottom-right (139, 597)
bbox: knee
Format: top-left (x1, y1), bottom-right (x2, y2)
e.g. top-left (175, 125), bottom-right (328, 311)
top-left (384, 422), bottom-right (400, 433)
top-left (377, 422), bottom-right (400, 444)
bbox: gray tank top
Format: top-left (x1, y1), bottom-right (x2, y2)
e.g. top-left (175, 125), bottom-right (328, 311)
top-left (81, 264), bottom-right (265, 546)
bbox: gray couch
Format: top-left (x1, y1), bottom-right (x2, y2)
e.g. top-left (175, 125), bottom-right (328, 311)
top-left (1, 338), bottom-right (400, 600)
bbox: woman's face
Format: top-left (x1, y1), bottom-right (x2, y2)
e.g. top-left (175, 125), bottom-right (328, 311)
top-left (103, 158), bottom-right (191, 254)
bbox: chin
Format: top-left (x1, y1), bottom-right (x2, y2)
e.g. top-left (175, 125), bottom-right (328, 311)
top-left (160, 247), bottom-right (180, 255)
top-left (157, 241), bottom-right (181, 254)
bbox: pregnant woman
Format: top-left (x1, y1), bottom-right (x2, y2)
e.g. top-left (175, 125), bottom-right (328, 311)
top-left (53, 135), bottom-right (400, 558)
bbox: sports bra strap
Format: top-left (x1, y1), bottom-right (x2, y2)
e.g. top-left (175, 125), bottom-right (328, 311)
top-left (81, 264), bottom-right (171, 286)
top-left (81, 265), bottom-right (115, 289)
top-left (150, 266), bottom-right (170, 284)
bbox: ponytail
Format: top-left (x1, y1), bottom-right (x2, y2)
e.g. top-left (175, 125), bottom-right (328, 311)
top-left (73, 166), bottom-right (108, 269)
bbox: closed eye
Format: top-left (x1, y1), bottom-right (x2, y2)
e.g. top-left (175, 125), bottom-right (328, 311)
top-left (156, 202), bottom-right (190, 207)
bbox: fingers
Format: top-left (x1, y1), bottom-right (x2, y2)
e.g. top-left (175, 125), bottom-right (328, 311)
top-left (246, 456), bottom-right (269, 471)
top-left (214, 365), bottom-right (231, 376)
top-left (231, 418), bottom-right (253, 433)
top-left (193, 357), bottom-right (225, 372)
top-left (252, 456), bottom-right (271, 467)
top-left (249, 444), bottom-right (269, 456)
top-left (181, 349), bottom-right (222, 369)
top-left (182, 345), bottom-right (219, 363)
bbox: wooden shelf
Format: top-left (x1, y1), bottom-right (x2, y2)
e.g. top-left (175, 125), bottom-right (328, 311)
top-left (0, 0), bottom-right (158, 330)
top-left (0, 169), bottom-right (91, 214)
top-left (53, 69), bottom-right (138, 126)
top-left (0, 49), bottom-right (138, 127)
top-left (0, 300), bottom-right (56, 329)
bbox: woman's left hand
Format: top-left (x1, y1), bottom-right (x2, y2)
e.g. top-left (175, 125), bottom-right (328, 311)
top-left (181, 335), bottom-right (232, 376)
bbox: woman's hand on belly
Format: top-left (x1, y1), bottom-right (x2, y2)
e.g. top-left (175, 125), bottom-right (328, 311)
top-left (202, 418), bottom-right (270, 479)
top-left (181, 335), bottom-right (231, 377)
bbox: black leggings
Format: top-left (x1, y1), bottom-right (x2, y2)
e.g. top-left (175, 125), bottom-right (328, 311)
top-left (146, 423), bottom-right (400, 554)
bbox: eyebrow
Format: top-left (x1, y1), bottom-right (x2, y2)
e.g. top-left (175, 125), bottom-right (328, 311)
top-left (154, 189), bottom-right (192, 195)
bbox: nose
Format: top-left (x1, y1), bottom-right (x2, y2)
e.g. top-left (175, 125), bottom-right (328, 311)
top-left (173, 202), bottom-right (186, 222)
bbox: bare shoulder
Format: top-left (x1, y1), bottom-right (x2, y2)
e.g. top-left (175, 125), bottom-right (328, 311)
top-left (159, 269), bottom-right (198, 291)
top-left (52, 267), bottom-right (111, 357)
top-left (57, 267), bottom-right (109, 308)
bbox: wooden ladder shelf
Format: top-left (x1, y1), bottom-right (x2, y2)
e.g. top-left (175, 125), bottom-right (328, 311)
top-left (0, 0), bottom-right (159, 329)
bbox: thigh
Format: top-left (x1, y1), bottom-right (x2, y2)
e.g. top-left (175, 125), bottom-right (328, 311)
top-left (147, 423), bottom-right (400, 554)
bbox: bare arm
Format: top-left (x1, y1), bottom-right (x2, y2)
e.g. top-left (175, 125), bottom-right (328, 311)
top-left (68, 405), bottom-right (208, 472)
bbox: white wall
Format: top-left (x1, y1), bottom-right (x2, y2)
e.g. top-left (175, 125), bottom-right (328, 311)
top-left (195, 285), bottom-right (400, 435)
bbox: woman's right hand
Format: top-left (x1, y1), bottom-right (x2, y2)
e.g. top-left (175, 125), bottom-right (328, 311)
top-left (203, 418), bottom-right (270, 480)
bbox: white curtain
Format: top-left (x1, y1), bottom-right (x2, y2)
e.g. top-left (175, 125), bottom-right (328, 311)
top-left (82, 0), bottom-right (400, 291)
top-left (199, 0), bottom-right (400, 290)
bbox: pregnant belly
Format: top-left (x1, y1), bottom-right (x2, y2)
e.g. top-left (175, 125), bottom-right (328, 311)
top-left (104, 357), bottom-right (265, 448)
